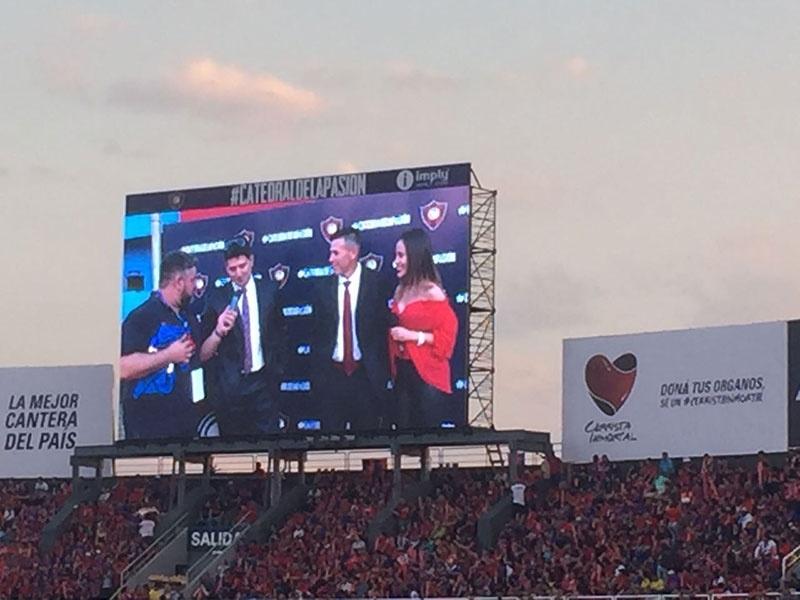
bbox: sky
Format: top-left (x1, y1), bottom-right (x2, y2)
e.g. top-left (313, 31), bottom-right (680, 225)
top-left (1, 2), bottom-right (799, 444)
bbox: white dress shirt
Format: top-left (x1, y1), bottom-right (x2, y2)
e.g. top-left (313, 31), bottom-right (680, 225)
top-left (332, 262), bottom-right (363, 362)
top-left (235, 276), bottom-right (265, 372)
top-left (139, 518), bottom-right (156, 538)
top-left (511, 482), bottom-right (526, 506)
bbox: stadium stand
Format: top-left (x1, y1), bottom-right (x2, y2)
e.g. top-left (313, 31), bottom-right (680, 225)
top-left (183, 452), bottom-right (800, 598)
top-left (3, 450), bottom-right (800, 598)
top-left (0, 478), bottom-right (71, 598)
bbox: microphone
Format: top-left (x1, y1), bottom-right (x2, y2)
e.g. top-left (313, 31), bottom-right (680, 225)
top-left (228, 288), bottom-right (243, 312)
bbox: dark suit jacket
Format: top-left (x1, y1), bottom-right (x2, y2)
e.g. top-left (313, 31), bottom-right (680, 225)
top-left (313, 267), bottom-right (393, 398)
top-left (202, 277), bottom-right (288, 399)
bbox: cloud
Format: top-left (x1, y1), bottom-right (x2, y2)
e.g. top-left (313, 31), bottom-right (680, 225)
top-left (35, 13), bottom-right (126, 100)
top-left (71, 13), bottom-right (126, 36)
top-left (494, 340), bottom-right (562, 434)
top-left (499, 266), bottom-right (597, 339)
top-left (39, 52), bottom-right (90, 98)
top-left (108, 58), bottom-right (324, 121)
top-left (299, 64), bottom-right (362, 90)
top-left (684, 227), bottom-right (800, 326)
top-left (100, 139), bottom-right (154, 160)
top-left (28, 165), bottom-right (64, 181)
top-left (101, 139), bottom-right (122, 156)
top-left (335, 161), bottom-right (359, 174)
top-left (179, 59), bottom-right (323, 114)
top-left (107, 79), bottom-right (181, 112)
top-left (385, 60), bottom-right (460, 91)
top-left (565, 56), bottom-right (590, 79)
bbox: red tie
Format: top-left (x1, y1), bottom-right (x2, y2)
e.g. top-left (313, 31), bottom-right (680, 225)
top-left (342, 280), bottom-right (356, 376)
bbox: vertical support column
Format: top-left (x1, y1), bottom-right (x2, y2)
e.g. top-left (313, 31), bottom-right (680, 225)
top-left (298, 452), bottom-right (306, 486)
top-left (93, 459), bottom-right (103, 494)
top-left (168, 458), bottom-right (177, 511)
top-left (270, 450), bottom-right (282, 507)
top-left (71, 460), bottom-right (80, 493)
top-left (260, 450), bottom-right (272, 509)
top-left (392, 444), bottom-right (402, 499)
top-left (420, 447), bottom-right (430, 482)
top-left (508, 443), bottom-right (519, 483)
top-left (202, 455), bottom-right (212, 491)
top-left (177, 455), bottom-right (186, 509)
top-left (262, 471), bottom-right (270, 509)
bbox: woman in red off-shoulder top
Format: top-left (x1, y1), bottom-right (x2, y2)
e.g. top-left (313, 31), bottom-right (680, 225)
top-left (389, 228), bottom-right (458, 429)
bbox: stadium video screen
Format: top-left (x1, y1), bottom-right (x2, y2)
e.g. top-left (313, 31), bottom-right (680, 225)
top-left (120, 163), bottom-right (471, 441)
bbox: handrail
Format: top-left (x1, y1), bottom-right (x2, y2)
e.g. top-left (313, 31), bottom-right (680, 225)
top-left (109, 512), bottom-right (189, 600)
top-left (184, 510), bottom-right (254, 594)
top-left (784, 542), bottom-right (800, 581)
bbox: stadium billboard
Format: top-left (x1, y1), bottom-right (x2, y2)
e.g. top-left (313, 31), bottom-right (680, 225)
top-left (562, 322), bottom-right (787, 462)
top-left (788, 320), bottom-right (800, 447)
top-left (0, 365), bottom-right (113, 477)
top-left (120, 164), bottom-right (471, 441)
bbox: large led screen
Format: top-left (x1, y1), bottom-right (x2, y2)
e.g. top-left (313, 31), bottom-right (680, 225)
top-left (120, 164), bottom-right (471, 440)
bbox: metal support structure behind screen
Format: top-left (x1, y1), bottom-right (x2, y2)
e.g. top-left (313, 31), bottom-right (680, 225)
top-left (468, 170), bottom-right (496, 428)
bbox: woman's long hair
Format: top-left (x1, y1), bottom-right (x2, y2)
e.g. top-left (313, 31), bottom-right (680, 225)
top-left (397, 228), bottom-right (442, 292)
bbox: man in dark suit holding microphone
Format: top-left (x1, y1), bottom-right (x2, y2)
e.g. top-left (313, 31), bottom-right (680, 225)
top-left (313, 227), bottom-right (393, 430)
top-left (200, 236), bottom-right (287, 435)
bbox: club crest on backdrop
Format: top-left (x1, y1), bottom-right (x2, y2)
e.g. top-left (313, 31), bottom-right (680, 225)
top-left (319, 216), bottom-right (344, 243)
top-left (193, 273), bottom-right (209, 298)
top-left (420, 199), bottom-right (448, 231)
top-left (235, 229), bottom-right (255, 247)
top-left (360, 253), bottom-right (384, 272)
top-left (268, 263), bottom-right (291, 289)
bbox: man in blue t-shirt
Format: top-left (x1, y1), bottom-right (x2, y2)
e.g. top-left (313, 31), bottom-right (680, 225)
top-left (120, 251), bottom-right (203, 440)
top-left (658, 451), bottom-right (676, 478)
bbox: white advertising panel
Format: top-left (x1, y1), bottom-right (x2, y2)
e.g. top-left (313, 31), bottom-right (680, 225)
top-left (0, 365), bottom-right (113, 477)
top-left (562, 322), bottom-right (787, 462)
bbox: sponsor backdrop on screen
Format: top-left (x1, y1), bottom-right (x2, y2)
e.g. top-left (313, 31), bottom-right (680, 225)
top-left (562, 322), bottom-right (788, 462)
top-left (121, 164), bottom-right (471, 441)
top-left (0, 365), bottom-right (113, 476)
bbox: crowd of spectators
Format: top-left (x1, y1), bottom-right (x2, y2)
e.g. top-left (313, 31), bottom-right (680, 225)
top-left (0, 478), bottom-right (71, 598)
top-left (0, 476), bottom-right (170, 599)
top-left (197, 476), bottom-right (263, 529)
top-left (3, 451), bottom-right (800, 599)
top-left (189, 452), bottom-right (800, 598)
top-left (492, 451), bottom-right (800, 596)
top-left (370, 468), bottom-right (507, 598)
top-left (197, 469), bottom-right (395, 599)
top-left (196, 467), bottom-right (505, 598)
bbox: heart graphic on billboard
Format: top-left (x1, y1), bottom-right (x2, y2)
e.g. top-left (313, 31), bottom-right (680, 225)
top-left (584, 353), bottom-right (637, 416)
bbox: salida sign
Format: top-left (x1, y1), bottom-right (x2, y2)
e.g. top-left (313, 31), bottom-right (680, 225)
top-left (189, 528), bottom-right (240, 552)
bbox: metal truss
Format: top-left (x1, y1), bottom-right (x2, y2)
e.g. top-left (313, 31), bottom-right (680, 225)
top-left (468, 170), bottom-right (497, 428)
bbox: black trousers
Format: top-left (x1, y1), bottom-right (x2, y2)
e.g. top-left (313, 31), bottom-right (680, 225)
top-left (317, 361), bottom-right (386, 431)
top-left (395, 359), bottom-right (451, 429)
top-left (215, 369), bottom-right (278, 436)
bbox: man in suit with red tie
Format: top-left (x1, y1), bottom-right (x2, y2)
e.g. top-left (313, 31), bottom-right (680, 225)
top-left (200, 236), bottom-right (287, 435)
top-left (313, 227), bottom-right (393, 430)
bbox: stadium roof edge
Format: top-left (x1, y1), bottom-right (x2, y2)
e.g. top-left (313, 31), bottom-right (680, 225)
top-left (71, 428), bottom-right (551, 465)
